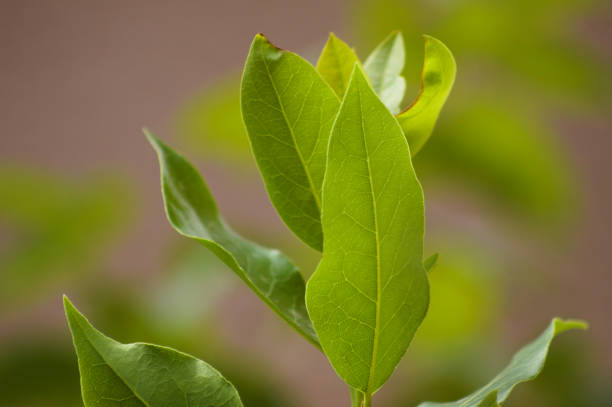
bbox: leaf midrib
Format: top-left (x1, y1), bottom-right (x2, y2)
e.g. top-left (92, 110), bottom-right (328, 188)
top-left (258, 43), bottom-right (322, 211)
top-left (356, 85), bottom-right (382, 394)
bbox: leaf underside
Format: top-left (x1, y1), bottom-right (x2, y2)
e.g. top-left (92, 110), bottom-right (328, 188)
top-left (417, 318), bottom-right (588, 407)
top-left (241, 34), bottom-right (340, 251)
top-left (146, 131), bottom-right (319, 348)
top-left (364, 31), bottom-right (407, 115)
top-left (397, 35), bottom-right (456, 155)
top-left (64, 296), bottom-right (243, 407)
top-left (306, 65), bottom-right (429, 394)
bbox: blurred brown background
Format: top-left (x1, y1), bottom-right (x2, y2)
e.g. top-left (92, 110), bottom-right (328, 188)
top-left (1, 1), bottom-right (611, 406)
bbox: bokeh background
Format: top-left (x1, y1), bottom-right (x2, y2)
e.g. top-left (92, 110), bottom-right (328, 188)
top-left (1, 1), bottom-right (611, 405)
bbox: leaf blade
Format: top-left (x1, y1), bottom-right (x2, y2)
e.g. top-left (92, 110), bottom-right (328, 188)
top-left (241, 34), bottom-right (340, 251)
top-left (417, 318), bottom-right (587, 407)
top-left (317, 33), bottom-right (361, 98)
top-left (63, 296), bottom-right (243, 407)
top-left (364, 31), bottom-right (407, 114)
top-left (146, 131), bottom-right (319, 348)
top-left (306, 65), bottom-right (429, 394)
top-left (397, 35), bottom-right (456, 155)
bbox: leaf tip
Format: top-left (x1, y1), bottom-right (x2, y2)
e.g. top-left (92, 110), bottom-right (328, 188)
top-left (553, 317), bottom-right (589, 333)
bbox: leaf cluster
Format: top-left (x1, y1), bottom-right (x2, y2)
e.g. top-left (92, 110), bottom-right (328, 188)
top-left (64, 32), bottom-right (586, 407)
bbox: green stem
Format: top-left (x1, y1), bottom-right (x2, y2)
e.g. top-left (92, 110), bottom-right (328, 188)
top-left (363, 393), bottom-right (372, 407)
top-left (350, 387), bottom-right (364, 407)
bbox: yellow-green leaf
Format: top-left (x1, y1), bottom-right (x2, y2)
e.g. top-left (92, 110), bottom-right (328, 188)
top-left (397, 35), bottom-right (456, 155)
top-left (317, 33), bottom-right (361, 98)
top-left (306, 65), bottom-right (429, 395)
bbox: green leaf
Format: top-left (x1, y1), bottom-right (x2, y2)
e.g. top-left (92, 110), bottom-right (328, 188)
top-left (146, 131), bottom-right (319, 348)
top-left (424, 253), bottom-right (439, 272)
top-left (397, 35), bottom-right (456, 155)
top-left (317, 33), bottom-right (361, 98)
top-left (306, 65), bottom-right (429, 394)
top-left (363, 31), bottom-right (407, 115)
top-left (63, 296), bottom-right (243, 407)
top-left (417, 318), bottom-right (588, 407)
top-left (241, 33), bottom-right (340, 251)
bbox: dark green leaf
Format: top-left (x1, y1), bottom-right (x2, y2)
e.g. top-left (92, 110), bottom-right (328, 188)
top-left (306, 65), bottom-right (429, 394)
top-left (396, 35), bottom-right (456, 155)
top-left (241, 34), bottom-right (340, 251)
top-left (417, 318), bottom-right (587, 407)
top-left (63, 296), bottom-right (243, 407)
top-left (317, 33), bottom-right (361, 98)
top-left (363, 31), bottom-right (406, 114)
top-left (146, 131), bottom-right (319, 348)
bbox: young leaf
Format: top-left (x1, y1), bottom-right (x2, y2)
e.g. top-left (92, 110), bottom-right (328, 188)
top-left (306, 65), bottom-right (429, 395)
top-left (146, 131), bottom-right (319, 348)
top-left (317, 33), bottom-right (361, 98)
top-left (417, 318), bottom-right (587, 407)
top-left (397, 35), bottom-right (456, 155)
top-left (63, 296), bottom-right (243, 407)
top-left (363, 31), bottom-right (407, 114)
top-left (241, 34), bottom-right (340, 251)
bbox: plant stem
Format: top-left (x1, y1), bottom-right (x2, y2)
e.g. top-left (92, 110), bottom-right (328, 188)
top-left (350, 388), bottom-right (364, 407)
top-left (363, 393), bottom-right (372, 407)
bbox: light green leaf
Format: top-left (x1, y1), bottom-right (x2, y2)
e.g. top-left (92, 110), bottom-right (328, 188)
top-left (397, 35), bottom-right (456, 155)
top-left (63, 296), bottom-right (243, 407)
top-left (317, 33), bottom-right (361, 98)
top-left (306, 65), bottom-right (429, 394)
top-left (364, 31), bottom-right (407, 114)
top-left (417, 318), bottom-right (588, 407)
top-left (241, 33), bottom-right (340, 251)
top-left (424, 253), bottom-right (439, 272)
top-left (146, 131), bottom-right (319, 348)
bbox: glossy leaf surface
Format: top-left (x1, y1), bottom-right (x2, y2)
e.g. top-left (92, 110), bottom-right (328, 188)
top-left (317, 33), bottom-right (361, 98)
top-left (418, 318), bottom-right (587, 407)
top-left (241, 34), bottom-right (340, 251)
top-left (363, 31), bottom-right (406, 114)
top-left (64, 296), bottom-right (243, 407)
top-left (397, 35), bottom-right (456, 155)
top-left (146, 131), bottom-right (319, 348)
top-left (306, 66), bottom-right (429, 394)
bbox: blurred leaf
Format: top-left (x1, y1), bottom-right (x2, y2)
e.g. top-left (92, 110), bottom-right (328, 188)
top-left (306, 66), bottom-right (428, 394)
top-left (0, 165), bottom-right (133, 305)
top-left (241, 34), bottom-right (341, 251)
top-left (317, 33), bottom-right (361, 98)
top-left (146, 132), bottom-right (319, 348)
top-left (397, 35), bottom-right (455, 155)
top-left (364, 31), bottom-right (406, 114)
top-left (64, 296), bottom-right (243, 406)
top-left (415, 102), bottom-right (576, 227)
top-left (417, 318), bottom-right (587, 407)
top-left (175, 77), bottom-right (253, 168)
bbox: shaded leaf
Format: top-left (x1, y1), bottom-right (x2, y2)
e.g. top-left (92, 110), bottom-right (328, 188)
top-left (317, 33), bottom-right (361, 98)
top-left (396, 35), bottom-right (456, 155)
top-left (146, 131), bottom-right (319, 348)
top-left (417, 318), bottom-right (587, 407)
top-left (364, 31), bottom-right (407, 114)
top-left (63, 296), bottom-right (243, 407)
top-left (241, 34), bottom-right (340, 251)
top-left (306, 65), bottom-right (429, 394)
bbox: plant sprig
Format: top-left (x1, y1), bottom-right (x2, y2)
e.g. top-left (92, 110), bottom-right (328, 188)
top-left (64, 31), bottom-right (586, 407)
